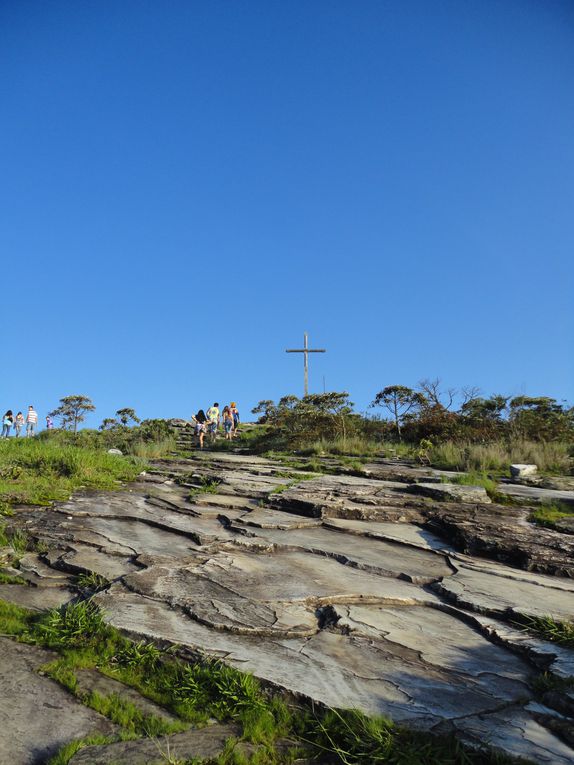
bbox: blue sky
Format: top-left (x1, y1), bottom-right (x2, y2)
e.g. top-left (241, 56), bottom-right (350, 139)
top-left (1, 0), bottom-right (573, 427)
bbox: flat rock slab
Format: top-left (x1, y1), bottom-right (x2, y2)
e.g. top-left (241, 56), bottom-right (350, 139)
top-left (69, 722), bottom-right (239, 765)
top-left (321, 518), bottom-right (455, 552)
top-left (4, 452), bottom-right (574, 765)
top-left (234, 507), bottom-right (323, 529)
top-left (440, 704), bottom-right (574, 765)
top-left (55, 545), bottom-right (140, 580)
top-left (435, 559), bottom-right (574, 622)
top-left (424, 503), bottom-right (574, 577)
top-left (0, 583), bottom-right (74, 611)
top-left (231, 524), bottom-right (453, 583)
top-left (95, 588), bottom-right (529, 720)
top-left (0, 638), bottom-right (115, 765)
top-left (119, 548), bottom-right (441, 635)
top-left (499, 482), bottom-right (574, 507)
top-left (408, 482), bottom-right (491, 504)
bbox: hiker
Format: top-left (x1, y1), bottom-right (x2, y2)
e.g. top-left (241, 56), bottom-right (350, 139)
top-left (193, 409), bottom-right (208, 449)
top-left (14, 411), bottom-right (24, 437)
top-left (26, 405), bottom-right (38, 437)
top-left (46, 415), bottom-right (54, 430)
top-left (1, 410), bottom-right (13, 438)
top-left (230, 402), bottom-right (240, 435)
top-left (222, 406), bottom-right (234, 440)
top-left (206, 402), bottom-right (220, 442)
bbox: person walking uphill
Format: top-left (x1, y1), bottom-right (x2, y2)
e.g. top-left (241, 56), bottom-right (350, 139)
top-left (1, 411), bottom-right (13, 438)
top-left (14, 411), bottom-right (24, 437)
top-left (193, 409), bottom-right (208, 449)
top-left (206, 403), bottom-right (220, 442)
top-left (222, 406), bottom-right (234, 440)
top-left (26, 405), bottom-right (38, 437)
top-left (230, 402), bottom-right (240, 436)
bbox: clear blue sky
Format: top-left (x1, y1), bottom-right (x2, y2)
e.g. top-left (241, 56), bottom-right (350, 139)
top-left (2, 0), bottom-right (573, 427)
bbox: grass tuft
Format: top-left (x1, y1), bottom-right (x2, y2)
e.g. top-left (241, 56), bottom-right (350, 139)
top-left (528, 501), bottom-right (574, 530)
top-left (518, 614), bottom-right (574, 648)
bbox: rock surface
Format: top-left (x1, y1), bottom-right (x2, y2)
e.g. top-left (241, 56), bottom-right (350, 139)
top-left (1, 450), bottom-right (574, 764)
top-left (0, 639), bottom-right (115, 765)
top-left (407, 481), bottom-right (491, 504)
top-left (510, 463), bottom-right (538, 478)
top-left (68, 723), bottom-right (239, 765)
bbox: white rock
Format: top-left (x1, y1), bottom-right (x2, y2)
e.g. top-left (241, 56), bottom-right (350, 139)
top-left (107, 448), bottom-right (123, 455)
top-left (510, 464), bottom-right (537, 478)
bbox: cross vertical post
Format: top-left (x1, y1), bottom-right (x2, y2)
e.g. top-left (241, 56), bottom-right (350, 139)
top-left (286, 333), bottom-right (326, 396)
top-left (303, 332), bottom-right (309, 397)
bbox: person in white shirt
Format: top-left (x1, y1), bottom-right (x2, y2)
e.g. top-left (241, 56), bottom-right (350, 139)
top-left (26, 406), bottom-right (38, 437)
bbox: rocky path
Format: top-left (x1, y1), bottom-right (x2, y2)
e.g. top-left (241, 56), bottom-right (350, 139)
top-left (1, 451), bottom-right (574, 763)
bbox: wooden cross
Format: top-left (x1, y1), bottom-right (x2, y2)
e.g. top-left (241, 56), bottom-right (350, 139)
top-left (286, 332), bottom-right (326, 397)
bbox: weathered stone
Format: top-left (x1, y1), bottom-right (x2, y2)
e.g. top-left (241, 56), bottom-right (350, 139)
top-left (434, 557), bottom-right (574, 622)
top-left (0, 583), bottom-right (76, 611)
top-left (322, 517), bottom-right (455, 552)
top-left (510, 463), bottom-right (538, 479)
top-left (496, 481), bottom-right (574, 507)
top-left (407, 482), bottom-right (491, 504)
top-left (68, 723), bottom-right (239, 765)
top-left (424, 502), bottom-right (574, 576)
top-left (0, 638), bottom-right (115, 765)
top-left (107, 448), bottom-right (123, 455)
top-left (3, 451), bottom-right (574, 765)
top-left (555, 516), bottom-right (574, 534)
top-left (437, 704), bottom-right (574, 765)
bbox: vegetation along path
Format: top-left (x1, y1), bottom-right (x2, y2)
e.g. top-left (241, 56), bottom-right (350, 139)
top-left (1, 444), bottom-right (574, 764)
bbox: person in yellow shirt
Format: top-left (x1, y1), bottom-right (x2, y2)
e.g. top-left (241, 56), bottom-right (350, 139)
top-left (206, 403), bottom-right (220, 442)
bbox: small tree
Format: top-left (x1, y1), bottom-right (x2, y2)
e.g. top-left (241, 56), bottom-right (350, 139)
top-left (370, 385), bottom-right (425, 440)
top-left (99, 418), bottom-right (119, 431)
top-left (50, 395), bottom-right (96, 433)
top-left (115, 408), bottom-right (140, 426)
top-left (251, 400), bottom-right (277, 423)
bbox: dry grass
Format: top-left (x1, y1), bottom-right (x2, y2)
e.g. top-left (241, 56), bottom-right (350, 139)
top-left (427, 440), bottom-right (571, 474)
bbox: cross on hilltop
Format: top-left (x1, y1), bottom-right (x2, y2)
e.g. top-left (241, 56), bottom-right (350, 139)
top-left (285, 332), bottom-right (326, 396)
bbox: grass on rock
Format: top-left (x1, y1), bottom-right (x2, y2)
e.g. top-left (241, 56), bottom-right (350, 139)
top-left (528, 501), bottom-right (574, 530)
top-left (518, 614), bottom-right (574, 649)
top-left (0, 439), bottom-right (144, 508)
top-left (0, 597), bottom-right (534, 765)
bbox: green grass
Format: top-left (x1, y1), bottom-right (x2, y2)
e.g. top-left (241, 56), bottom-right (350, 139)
top-left (129, 436), bottom-right (177, 459)
top-left (528, 501), bottom-right (574, 530)
top-left (82, 690), bottom-right (186, 736)
top-left (188, 475), bottom-right (222, 499)
top-left (2, 597), bottom-right (534, 765)
top-left (518, 614), bottom-right (574, 649)
top-left (38, 599), bottom-right (108, 647)
top-left (440, 471), bottom-right (512, 503)
top-left (0, 570), bottom-right (27, 585)
top-left (531, 672), bottom-right (574, 696)
top-left (46, 734), bottom-right (115, 765)
top-left (75, 572), bottom-right (110, 593)
top-left (269, 483), bottom-right (290, 495)
top-left (0, 439), bottom-right (145, 508)
top-left (0, 598), bottom-right (36, 636)
top-left (298, 437), bottom-right (382, 458)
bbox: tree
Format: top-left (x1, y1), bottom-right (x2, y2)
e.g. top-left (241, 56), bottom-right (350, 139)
top-left (115, 408), bottom-right (140, 426)
top-left (99, 418), bottom-right (119, 431)
top-left (417, 378), bottom-right (456, 410)
top-left (49, 395), bottom-right (96, 433)
top-left (509, 396), bottom-right (573, 441)
top-left (370, 386), bottom-right (425, 440)
top-left (251, 400), bottom-right (276, 423)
